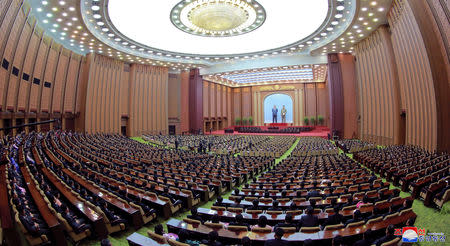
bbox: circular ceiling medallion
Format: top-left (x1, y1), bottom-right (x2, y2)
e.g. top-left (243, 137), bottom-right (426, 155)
top-left (170, 0), bottom-right (266, 37)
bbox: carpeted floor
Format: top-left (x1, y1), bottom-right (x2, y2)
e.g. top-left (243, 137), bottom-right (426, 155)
top-left (76, 138), bottom-right (449, 246)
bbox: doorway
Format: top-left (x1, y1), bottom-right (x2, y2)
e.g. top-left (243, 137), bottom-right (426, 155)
top-left (169, 125), bottom-right (176, 135)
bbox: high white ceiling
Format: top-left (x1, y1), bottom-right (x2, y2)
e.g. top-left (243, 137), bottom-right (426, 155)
top-left (107, 0), bottom-right (328, 55)
top-left (28, 0), bottom-right (392, 75)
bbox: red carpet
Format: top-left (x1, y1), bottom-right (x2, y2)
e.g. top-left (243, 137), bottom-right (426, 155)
top-left (207, 126), bottom-right (330, 138)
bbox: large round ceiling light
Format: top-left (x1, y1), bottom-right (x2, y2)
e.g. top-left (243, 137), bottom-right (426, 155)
top-left (105, 0), bottom-right (330, 55)
top-left (170, 0), bottom-right (266, 37)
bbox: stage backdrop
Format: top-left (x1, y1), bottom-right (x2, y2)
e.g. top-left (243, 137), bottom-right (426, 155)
top-left (264, 93), bottom-right (293, 123)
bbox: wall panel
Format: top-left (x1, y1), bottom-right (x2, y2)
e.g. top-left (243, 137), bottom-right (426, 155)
top-left (84, 54), bottom-right (123, 133)
top-left (29, 40), bottom-right (48, 112)
top-left (0, 0), bottom-right (20, 56)
top-left (62, 56), bottom-right (79, 113)
top-left (388, 0), bottom-right (437, 150)
top-left (221, 85), bottom-right (226, 119)
top-left (120, 67), bottom-right (129, 116)
top-left (305, 84), bottom-right (316, 119)
top-left (180, 71), bottom-right (190, 132)
top-left (127, 64), bottom-right (168, 136)
top-left (233, 88), bottom-right (241, 120)
top-left (5, 19), bottom-right (31, 111)
top-left (41, 44), bottom-right (56, 112)
top-left (52, 52), bottom-right (69, 113)
top-left (210, 83), bottom-right (216, 118)
top-left (242, 87), bottom-right (251, 118)
top-left (168, 74), bottom-right (180, 119)
top-left (4, 4), bottom-right (28, 111)
top-left (203, 82), bottom-right (209, 117)
top-left (355, 27), bottom-right (401, 145)
top-left (316, 83), bottom-right (328, 126)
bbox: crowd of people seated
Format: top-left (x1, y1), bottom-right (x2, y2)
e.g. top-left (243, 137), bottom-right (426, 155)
top-left (355, 145), bottom-right (449, 209)
top-left (235, 126), bottom-right (313, 134)
top-left (240, 136), bottom-right (297, 158)
top-left (1, 132), bottom-right (445, 246)
top-left (335, 139), bottom-right (377, 154)
top-left (7, 161), bottom-right (50, 238)
top-left (143, 134), bottom-right (268, 154)
top-left (290, 137), bottom-right (339, 156)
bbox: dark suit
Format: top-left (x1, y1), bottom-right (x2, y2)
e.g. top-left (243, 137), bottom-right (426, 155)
top-left (264, 238), bottom-right (289, 246)
top-left (298, 214), bottom-right (319, 228)
top-left (274, 222), bottom-right (298, 231)
top-left (353, 238), bottom-right (372, 246)
top-left (20, 215), bottom-right (40, 237)
top-left (321, 213), bottom-right (343, 228)
top-left (344, 218), bottom-right (363, 227)
top-left (306, 190), bottom-right (320, 199)
top-left (373, 235), bottom-right (397, 246)
top-left (187, 215), bottom-right (204, 223)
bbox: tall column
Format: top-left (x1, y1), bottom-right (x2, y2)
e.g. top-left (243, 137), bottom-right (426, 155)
top-left (328, 54), bottom-right (344, 138)
top-left (328, 53), bottom-right (358, 139)
top-left (188, 69), bottom-right (203, 133)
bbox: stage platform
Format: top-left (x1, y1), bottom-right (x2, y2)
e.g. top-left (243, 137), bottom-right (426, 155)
top-left (207, 126), bottom-right (330, 138)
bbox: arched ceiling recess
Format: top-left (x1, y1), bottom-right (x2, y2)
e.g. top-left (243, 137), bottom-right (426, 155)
top-left (28, 0), bottom-right (391, 73)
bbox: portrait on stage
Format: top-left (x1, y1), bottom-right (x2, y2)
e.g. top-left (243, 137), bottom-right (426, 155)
top-left (264, 93), bottom-right (293, 124)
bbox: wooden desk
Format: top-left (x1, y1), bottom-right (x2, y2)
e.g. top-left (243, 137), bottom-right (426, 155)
top-left (21, 166), bottom-right (67, 246)
top-left (40, 167), bottom-right (108, 238)
top-left (127, 232), bottom-right (168, 246)
top-left (84, 168), bottom-right (171, 220)
top-left (54, 142), bottom-right (173, 219)
top-left (62, 168), bottom-right (143, 229)
top-left (167, 209), bottom-right (416, 245)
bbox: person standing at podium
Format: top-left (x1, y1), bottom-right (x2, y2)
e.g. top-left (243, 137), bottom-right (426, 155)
top-left (272, 105), bottom-right (278, 123)
top-left (281, 105), bottom-right (287, 123)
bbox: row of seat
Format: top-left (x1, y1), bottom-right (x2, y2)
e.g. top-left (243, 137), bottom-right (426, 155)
top-left (355, 145), bottom-right (449, 209)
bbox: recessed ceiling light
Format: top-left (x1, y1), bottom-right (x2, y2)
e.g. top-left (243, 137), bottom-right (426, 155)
top-left (91, 6), bottom-right (100, 11)
top-left (69, 7), bottom-right (75, 11)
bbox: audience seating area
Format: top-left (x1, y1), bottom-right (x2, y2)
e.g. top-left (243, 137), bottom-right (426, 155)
top-left (0, 132), bottom-right (448, 245)
top-left (335, 139), bottom-right (377, 154)
top-left (235, 126), bottom-right (313, 134)
top-left (355, 146), bottom-right (449, 209)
